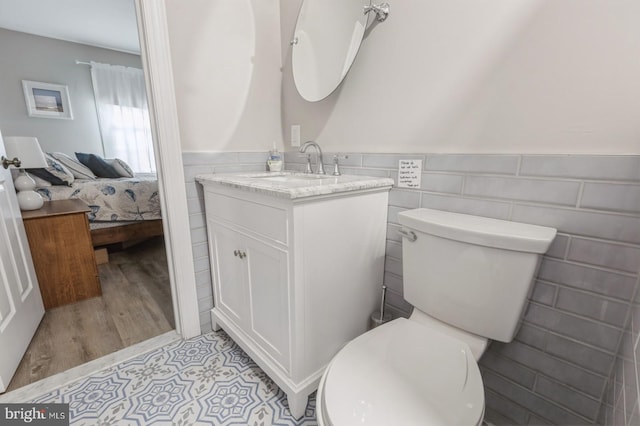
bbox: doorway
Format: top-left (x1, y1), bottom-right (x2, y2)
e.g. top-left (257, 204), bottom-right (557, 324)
top-left (0, 0), bottom-right (198, 394)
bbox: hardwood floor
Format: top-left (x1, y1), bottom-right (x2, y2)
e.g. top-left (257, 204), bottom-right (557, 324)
top-left (5, 236), bottom-right (174, 392)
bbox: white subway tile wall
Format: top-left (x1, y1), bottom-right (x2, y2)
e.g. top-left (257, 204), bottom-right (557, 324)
top-left (185, 152), bottom-right (640, 425)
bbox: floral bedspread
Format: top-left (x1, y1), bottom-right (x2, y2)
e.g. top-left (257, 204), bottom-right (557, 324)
top-left (36, 174), bottom-right (161, 222)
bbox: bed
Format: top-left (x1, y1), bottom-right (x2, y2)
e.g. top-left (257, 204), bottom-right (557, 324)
top-left (36, 173), bottom-right (163, 247)
top-left (89, 220), bottom-right (163, 246)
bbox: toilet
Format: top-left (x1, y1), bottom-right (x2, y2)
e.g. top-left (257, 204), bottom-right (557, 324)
top-left (317, 208), bottom-right (556, 426)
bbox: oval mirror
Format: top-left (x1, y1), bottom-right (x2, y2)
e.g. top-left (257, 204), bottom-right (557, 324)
top-left (292, 0), bottom-right (371, 102)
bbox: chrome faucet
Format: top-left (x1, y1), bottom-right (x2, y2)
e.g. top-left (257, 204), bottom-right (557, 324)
top-left (299, 141), bottom-right (326, 175)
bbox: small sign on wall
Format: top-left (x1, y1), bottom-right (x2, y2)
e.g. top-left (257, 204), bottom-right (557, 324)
top-left (398, 159), bottom-right (422, 189)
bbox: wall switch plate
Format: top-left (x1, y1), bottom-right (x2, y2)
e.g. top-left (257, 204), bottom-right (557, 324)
top-left (291, 125), bottom-right (301, 147)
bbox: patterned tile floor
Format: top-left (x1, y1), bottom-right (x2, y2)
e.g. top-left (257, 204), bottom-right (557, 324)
top-left (32, 330), bottom-right (317, 425)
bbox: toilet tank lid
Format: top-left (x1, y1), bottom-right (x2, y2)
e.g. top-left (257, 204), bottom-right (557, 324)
top-left (398, 208), bottom-right (557, 253)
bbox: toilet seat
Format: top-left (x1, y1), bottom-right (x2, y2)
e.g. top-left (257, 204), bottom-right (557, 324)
top-left (317, 318), bottom-right (485, 426)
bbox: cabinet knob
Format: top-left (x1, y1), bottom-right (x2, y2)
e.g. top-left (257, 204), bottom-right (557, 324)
top-left (234, 250), bottom-right (239, 257)
top-left (239, 251), bottom-right (247, 259)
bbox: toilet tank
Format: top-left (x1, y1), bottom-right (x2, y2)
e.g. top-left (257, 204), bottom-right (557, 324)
top-left (398, 208), bottom-right (556, 343)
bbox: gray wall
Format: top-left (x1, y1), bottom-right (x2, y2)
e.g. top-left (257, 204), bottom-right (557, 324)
top-left (604, 296), bottom-right (640, 424)
top-left (0, 28), bottom-right (142, 156)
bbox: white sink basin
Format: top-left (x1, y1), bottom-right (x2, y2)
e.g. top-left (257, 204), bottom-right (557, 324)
top-left (253, 173), bottom-right (335, 183)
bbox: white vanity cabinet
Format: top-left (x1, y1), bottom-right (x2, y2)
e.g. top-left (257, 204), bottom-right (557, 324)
top-left (199, 174), bottom-right (392, 419)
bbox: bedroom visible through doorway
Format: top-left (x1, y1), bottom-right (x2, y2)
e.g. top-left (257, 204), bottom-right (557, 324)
top-left (0, 0), bottom-right (178, 394)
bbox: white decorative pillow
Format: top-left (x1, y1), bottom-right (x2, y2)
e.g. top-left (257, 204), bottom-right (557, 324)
top-left (28, 173), bottom-right (52, 187)
top-left (107, 158), bottom-right (135, 178)
top-left (27, 153), bottom-right (75, 186)
top-left (49, 152), bottom-right (96, 180)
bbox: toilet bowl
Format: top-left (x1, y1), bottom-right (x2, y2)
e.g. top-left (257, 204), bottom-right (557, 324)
top-left (316, 318), bottom-right (485, 426)
top-left (316, 208), bottom-right (556, 426)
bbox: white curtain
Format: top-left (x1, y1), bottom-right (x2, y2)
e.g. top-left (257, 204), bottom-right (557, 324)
top-left (90, 61), bottom-right (155, 173)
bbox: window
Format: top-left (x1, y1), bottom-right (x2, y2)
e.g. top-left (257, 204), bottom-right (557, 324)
top-left (90, 62), bottom-right (155, 173)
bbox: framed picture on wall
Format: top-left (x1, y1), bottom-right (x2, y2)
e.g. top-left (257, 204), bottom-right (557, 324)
top-left (22, 80), bottom-right (73, 120)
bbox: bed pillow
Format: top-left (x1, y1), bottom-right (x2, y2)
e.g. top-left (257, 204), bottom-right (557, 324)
top-left (9, 169), bottom-right (52, 187)
top-left (26, 153), bottom-right (75, 186)
top-left (75, 152), bottom-right (121, 178)
top-left (49, 152), bottom-right (96, 180)
top-left (107, 158), bottom-right (134, 178)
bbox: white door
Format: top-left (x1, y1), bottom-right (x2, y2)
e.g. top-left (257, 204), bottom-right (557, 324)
top-left (0, 131), bottom-right (45, 392)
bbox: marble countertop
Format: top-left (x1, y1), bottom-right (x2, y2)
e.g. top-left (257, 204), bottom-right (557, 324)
top-left (195, 171), bottom-right (394, 200)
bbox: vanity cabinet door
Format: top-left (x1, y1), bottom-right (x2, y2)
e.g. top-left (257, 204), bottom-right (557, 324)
top-left (244, 235), bottom-right (290, 371)
top-left (209, 219), bottom-right (291, 371)
top-left (209, 221), bottom-right (247, 327)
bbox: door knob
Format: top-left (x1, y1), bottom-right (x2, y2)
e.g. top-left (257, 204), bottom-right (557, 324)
top-left (1, 156), bottom-right (21, 169)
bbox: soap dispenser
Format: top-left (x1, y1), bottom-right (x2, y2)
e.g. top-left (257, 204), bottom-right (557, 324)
top-left (267, 142), bottom-right (283, 172)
